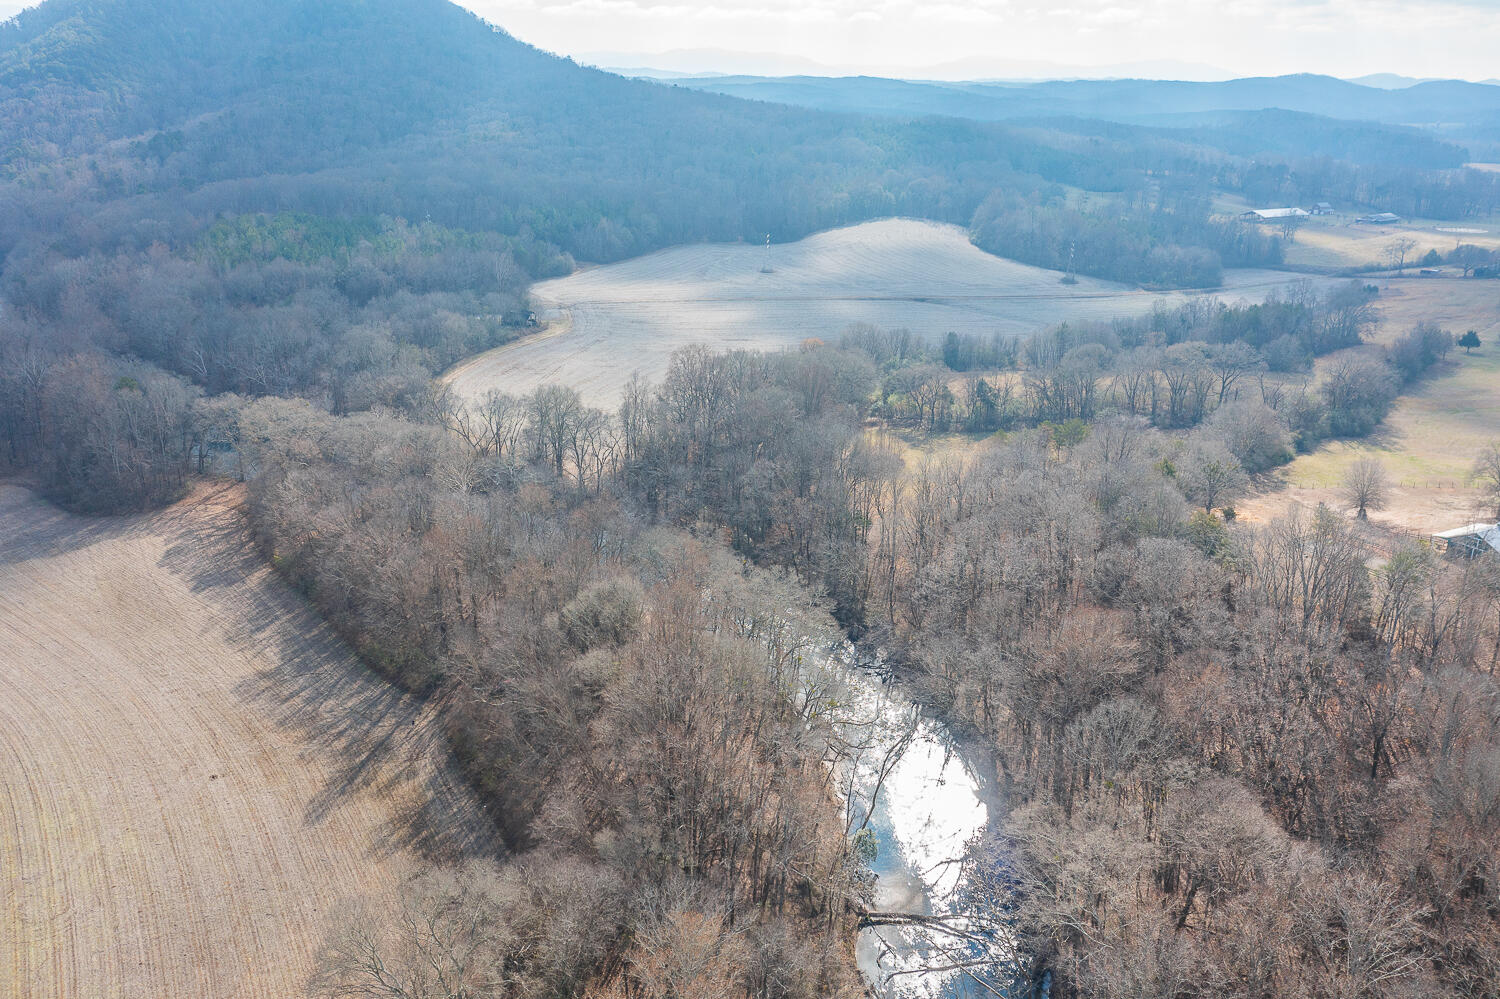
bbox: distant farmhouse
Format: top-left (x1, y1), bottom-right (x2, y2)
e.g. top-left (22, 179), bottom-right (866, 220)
top-left (1432, 523), bottom-right (1500, 558)
top-left (1311, 202), bottom-right (1335, 215)
top-left (1356, 212), bottom-right (1402, 224)
top-left (1240, 207), bottom-right (1311, 222)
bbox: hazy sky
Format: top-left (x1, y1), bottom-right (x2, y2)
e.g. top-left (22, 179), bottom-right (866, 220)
top-left (464, 0), bottom-right (1500, 80)
top-left (2, 0), bottom-right (1497, 81)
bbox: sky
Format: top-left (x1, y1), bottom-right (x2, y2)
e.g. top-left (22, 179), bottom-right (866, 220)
top-left (1, 0), bottom-right (1498, 82)
top-left (458, 0), bottom-right (1500, 81)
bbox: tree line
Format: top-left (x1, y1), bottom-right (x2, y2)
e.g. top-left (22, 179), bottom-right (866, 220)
top-left (235, 349), bottom-right (914, 998)
top-left (845, 283), bottom-right (1458, 475)
top-left (970, 185), bottom-right (1284, 289)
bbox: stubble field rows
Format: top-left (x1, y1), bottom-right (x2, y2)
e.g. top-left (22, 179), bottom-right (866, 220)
top-left (0, 484), bottom-right (494, 999)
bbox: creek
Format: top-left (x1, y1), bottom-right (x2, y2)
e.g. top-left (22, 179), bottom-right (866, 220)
top-left (829, 649), bottom-right (1019, 999)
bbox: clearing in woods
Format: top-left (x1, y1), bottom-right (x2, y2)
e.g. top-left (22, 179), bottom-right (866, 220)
top-left (1237, 279), bottom-right (1500, 533)
top-left (446, 217), bottom-right (1340, 408)
top-left (0, 484), bottom-right (494, 999)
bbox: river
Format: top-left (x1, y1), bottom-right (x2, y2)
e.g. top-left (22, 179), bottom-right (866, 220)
top-left (829, 649), bottom-right (1018, 999)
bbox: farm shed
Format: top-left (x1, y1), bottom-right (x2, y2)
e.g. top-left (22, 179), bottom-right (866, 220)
top-left (1432, 522), bottom-right (1500, 557)
top-left (1356, 212), bottom-right (1402, 224)
top-left (1240, 207), bottom-right (1310, 221)
top-left (1311, 202), bottom-right (1334, 215)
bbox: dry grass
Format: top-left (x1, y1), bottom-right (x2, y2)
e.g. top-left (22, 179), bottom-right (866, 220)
top-left (446, 218), bottom-right (1342, 409)
top-left (867, 424), bottom-right (1000, 467)
top-left (0, 484), bottom-right (494, 999)
top-left (1282, 215), bottom-right (1500, 272)
top-left (1237, 279), bottom-right (1500, 533)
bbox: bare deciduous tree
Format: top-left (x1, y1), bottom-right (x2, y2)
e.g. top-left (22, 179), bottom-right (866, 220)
top-left (1383, 236), bottom-right (1418, 275)
top-left (1340, 456), bottom-right (1390, 520)
top-left (1179, 438), bottom-right (1248, 513)
top-left (1470, 441), bottom-right (1500, 520)
top-left (313, 863), bottom-right (512, 999)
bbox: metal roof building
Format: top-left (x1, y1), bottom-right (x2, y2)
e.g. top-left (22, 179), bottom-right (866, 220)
top-left (1432, 523), bottom-right (1500, 557)
top-left (1240, 207), bottom-right (1311, 221)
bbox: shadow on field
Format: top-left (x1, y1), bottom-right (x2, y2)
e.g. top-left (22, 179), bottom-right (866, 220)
top-left (0, 484), bottom-right (138, 565)
top-left (151, 485), bottom-right (499, 864)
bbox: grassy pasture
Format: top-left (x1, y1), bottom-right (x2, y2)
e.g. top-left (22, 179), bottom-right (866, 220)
top-left (1212, 190), bottom-right (1500, 272)
top-left (1238, 279), bottom-right (1500, 532)
top-left (1284, 215), bottom-right (1500, 272)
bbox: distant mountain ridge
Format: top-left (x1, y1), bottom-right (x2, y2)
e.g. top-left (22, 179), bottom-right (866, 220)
top-left (660, 72), bottom-right (1500, 128)
top-left (1, 0), bottom-right (1495, 279)
top-left (651, 70), bottom-right (1500, 164)
top-left (585, 49), bottom-right (1233, 83)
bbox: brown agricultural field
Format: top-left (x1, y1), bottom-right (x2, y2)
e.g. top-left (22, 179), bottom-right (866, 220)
top-left (0, 484), bottom-right (494, 999)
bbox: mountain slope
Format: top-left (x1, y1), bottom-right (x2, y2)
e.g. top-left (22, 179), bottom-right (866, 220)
top-left (0, 0), bottom-right (549, 156)
top-left (0, 0), bottom-right (1108, 264)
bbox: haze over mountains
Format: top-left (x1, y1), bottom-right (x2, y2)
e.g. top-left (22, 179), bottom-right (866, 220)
top-left (653, 73), bottom-right (1500, 157)
top-left (593, 54), bottom-right (1500, 90)
top-left (2, 0), bottom-right (1496, 276)
top-left (585, 49), bottom-right (1238, 83)
top-left (0, 0), bottom-right (1055, 263)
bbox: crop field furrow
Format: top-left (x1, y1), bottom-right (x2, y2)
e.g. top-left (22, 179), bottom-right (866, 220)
top-left (0, 484), bottom-right (495, 999)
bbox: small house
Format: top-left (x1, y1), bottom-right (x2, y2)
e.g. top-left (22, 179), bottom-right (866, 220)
top-left (1311, 202), bottom-right (1334, 215)
top-left (1432, 523), bottom-right (1500, 558)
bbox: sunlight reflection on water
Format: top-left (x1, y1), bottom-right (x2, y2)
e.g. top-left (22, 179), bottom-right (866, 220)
top-left (831, 650), bottom-right (1012, 999)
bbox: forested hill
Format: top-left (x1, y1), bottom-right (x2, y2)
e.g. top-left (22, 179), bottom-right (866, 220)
top-left (0, 0), bottom-right (1103, 264)
top-left (0, 0), bottom-right (1158, 468)
top-left (0, 0), bottom-right (553, 155)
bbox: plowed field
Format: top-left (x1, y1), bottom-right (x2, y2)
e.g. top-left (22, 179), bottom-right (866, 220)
top-left (0, 484), bottom-right (493, 999)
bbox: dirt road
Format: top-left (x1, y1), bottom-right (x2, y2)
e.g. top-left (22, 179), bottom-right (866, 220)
top-left (0, 484), bottom-right (494, 998)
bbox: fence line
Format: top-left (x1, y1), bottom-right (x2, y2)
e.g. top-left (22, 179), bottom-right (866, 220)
top-left (1361, 523), bottom-right (1434, 559)
top-left (1393, 479), bottom-right (1470, 490)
